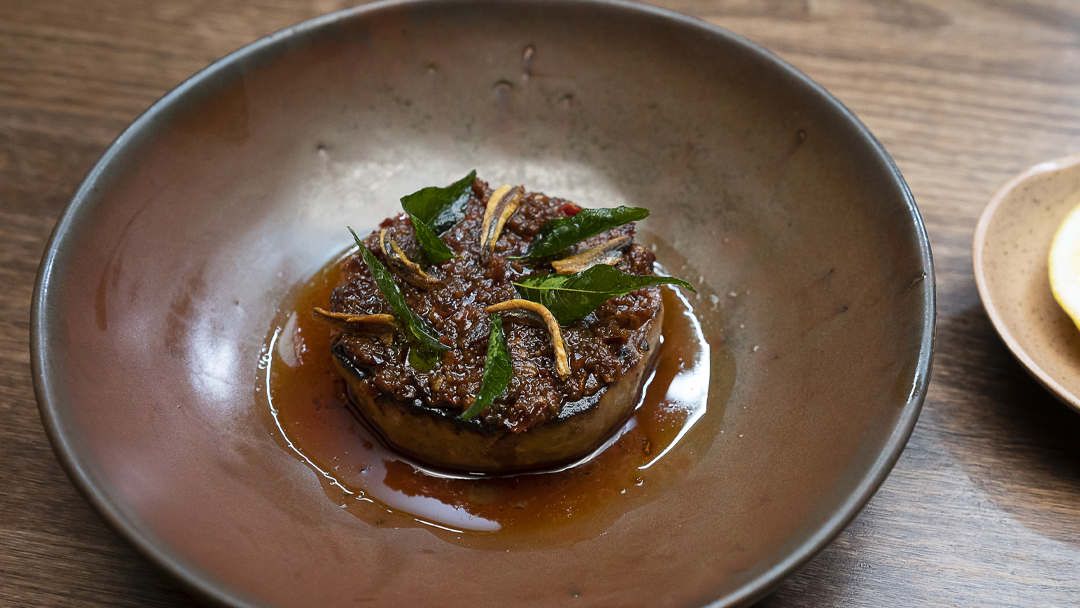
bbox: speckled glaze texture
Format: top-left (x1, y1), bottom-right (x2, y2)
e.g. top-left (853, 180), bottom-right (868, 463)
top-left (974, 153), bottom-right (1080, 414)
top-left (31, 1), bottom-right (934, 607)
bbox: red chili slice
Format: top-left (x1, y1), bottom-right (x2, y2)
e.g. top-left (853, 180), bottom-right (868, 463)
top-left (559, 203), bottom-right (582, 216)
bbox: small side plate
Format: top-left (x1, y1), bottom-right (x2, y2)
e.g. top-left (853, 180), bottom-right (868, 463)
top-left (974, 153), bottom-right (1080, 413)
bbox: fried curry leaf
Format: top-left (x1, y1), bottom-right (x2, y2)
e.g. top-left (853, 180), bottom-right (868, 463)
top-left (513, 264), bottom-right (696, 325)
top-left (400, 170), bottom-right (476, 264)
top-left (514, 206), bottom-right (649, 259)
top-left (461, 314), bottom-right (513, 421)
top-left (407, 345), bottom-right (442, 372)
top-left (349, 227), bottom-right (449, 352)
top-left (410, 218), bottom-right (456, 265)
top-left (401, 170), bottom-right (476, 232)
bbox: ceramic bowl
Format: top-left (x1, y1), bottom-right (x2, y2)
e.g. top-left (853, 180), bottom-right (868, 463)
top-left (32, 1), bottom-right (934, 606)
top-left (974, 153), bottom-right (1080, 414)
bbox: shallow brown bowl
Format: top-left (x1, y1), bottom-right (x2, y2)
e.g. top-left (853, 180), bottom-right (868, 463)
top-left (32, 1), bottom-right (934, 606)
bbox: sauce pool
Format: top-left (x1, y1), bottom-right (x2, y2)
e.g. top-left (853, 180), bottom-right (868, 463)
top-left (258, 248), bottom-right (730, 548)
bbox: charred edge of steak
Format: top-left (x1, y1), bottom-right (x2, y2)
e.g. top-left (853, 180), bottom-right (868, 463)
top-left (332, 342), bottom-right (369, 380)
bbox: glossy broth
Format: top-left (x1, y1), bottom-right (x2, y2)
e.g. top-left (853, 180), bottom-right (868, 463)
top-left (259, 247), bottom-right (731, 548)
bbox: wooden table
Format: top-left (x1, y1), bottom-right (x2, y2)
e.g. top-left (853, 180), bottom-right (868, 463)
top-left (3, 1), bottom-right (1079, 606)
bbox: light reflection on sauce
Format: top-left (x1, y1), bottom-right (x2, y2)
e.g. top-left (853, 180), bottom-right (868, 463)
top-left (259, 249), bottom-right (732, 547)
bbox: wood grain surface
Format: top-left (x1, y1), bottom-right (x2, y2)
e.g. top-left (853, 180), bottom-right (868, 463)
top-left (2, 0), bottom-right (1079, 606)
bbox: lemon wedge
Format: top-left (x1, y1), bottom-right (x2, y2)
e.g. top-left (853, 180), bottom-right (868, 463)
top-left (1048, 201), bottom-right (1080, 329)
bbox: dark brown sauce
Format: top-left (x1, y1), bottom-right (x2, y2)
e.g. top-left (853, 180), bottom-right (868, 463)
top-left (258, 243), bottom-right (732, 549)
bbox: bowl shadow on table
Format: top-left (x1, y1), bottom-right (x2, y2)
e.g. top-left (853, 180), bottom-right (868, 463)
top-left (751, 547), bottom-right (855, 607)
top-left (44, 501), bottom-right (207, 608)
top-left (98, 545), bottom-right (206, 608)
top-left (934, 304), bottom-right (1080, 548)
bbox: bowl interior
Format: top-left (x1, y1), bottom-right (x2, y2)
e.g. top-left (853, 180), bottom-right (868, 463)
top-left (34, 1), bottom-right (933, 607)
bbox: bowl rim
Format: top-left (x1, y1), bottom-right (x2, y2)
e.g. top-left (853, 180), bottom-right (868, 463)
top-left (30, 0), bottom-right (936, 606)
top-left (972, 152), bottom-right (1080, 415)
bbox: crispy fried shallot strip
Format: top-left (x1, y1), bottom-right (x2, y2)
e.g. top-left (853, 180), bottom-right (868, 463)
top-left (485, 299), bottom-right (570, 380)
top-left (312, 307), bottom-right (398, 336)
top-left (551, 235), bottom-right (632, 274)
top-left (380, 229), bottom-right (442, 290)
top-left (480, 185), bottom-right (523, 254)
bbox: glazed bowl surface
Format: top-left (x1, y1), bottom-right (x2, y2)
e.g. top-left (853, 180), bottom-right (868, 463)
top-left (32, 1), bottom-right (934, 606)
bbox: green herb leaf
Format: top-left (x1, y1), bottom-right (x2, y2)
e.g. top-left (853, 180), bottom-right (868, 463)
top-left (404, 170), bottom-right (476, 232)
top-left (349, 227), bottom-right (449, 352)
top-left (410, 217), bottom-right (456, 264)
top-left (460, 314), bottom-right (513, 421)
top-left (407, 345), bottom-right (442, 372)
top-left (515, 206), bottom-right (649, 259)
top-left (400, 171), bottom-right (475, 264)
top-left (513, 265), bottom-right (696, 324)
